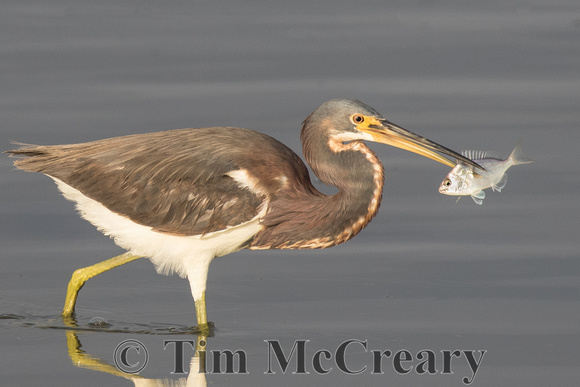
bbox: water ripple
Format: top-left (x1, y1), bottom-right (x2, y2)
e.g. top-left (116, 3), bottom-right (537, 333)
top-left (0, 313), bottom-right (206, 335)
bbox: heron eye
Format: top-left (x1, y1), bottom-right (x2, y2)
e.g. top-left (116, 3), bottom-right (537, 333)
top-left (443, 178), bottom-right (452, 187)
top-left (352, 114), bottom-right (365, 124)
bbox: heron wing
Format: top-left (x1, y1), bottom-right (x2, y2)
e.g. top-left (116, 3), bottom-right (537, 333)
top-left (9, 128), bottom-right (278, 236)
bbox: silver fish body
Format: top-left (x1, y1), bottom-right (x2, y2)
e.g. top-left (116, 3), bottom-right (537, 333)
top-left (438, 141), bottom-right (533, 205)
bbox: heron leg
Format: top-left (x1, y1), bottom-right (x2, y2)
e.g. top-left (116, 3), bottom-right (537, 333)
top-left (185, 255), bottom-right (213, 334)
top-left (195, 292), bottom-right (215, 336)
top-left (62, 252), bottom-right (142, 317)
top-left (195, 292), bottom-right (208, 325)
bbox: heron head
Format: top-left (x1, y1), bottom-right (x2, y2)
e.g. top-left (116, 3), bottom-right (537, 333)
top-left (303, 99), bottom-right (481, 170)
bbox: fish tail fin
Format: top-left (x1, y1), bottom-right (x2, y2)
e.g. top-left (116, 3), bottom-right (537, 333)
top-left (509, 140), bottom-right (533, 166)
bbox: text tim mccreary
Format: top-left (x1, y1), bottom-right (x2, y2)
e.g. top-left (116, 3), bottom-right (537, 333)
top-left (163, 339), bottom-right (485, 385)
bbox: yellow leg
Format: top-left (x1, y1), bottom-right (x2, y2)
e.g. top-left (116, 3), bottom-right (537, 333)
top-left (195, 292), bottom-right (213, 334)
top-left (62, 252), bottom-right (142, 317)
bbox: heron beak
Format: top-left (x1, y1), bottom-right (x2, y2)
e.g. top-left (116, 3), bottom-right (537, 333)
top-left (358, 117), bottom-right (482, 170)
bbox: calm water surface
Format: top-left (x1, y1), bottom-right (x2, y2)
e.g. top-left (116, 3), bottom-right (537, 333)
top-left (1, 1), bottom-right (579, 386)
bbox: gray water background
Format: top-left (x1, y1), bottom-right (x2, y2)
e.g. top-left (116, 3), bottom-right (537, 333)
top-left (1, 1), bottom-right (579, 386)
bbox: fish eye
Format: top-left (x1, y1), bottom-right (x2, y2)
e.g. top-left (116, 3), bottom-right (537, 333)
top-left (443, 178), bottom-right (452, 187)
top-left (352, 114), bottom-right (365, 124)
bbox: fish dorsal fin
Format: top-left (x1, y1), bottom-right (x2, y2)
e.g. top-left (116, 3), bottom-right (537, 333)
top-left (462, 149), bottom-right (504, 161)
top-left (492, 174), bottom-right (508, 192)
top-left (471, 190), bottom-right (485, 205)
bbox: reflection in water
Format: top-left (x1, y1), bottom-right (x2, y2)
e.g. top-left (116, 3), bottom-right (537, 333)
top-left (66, 329), bottom-right (209, 387)
top-left (0, 313), bottom-right (210, 386)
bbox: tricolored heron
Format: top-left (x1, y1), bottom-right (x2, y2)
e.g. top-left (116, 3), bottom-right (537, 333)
top-left (7, 99), bottom-right (479, 331)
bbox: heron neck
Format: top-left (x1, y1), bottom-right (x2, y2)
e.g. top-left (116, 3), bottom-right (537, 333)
top-left (250, 138), bottom-right (384, 250)
top-left (308, 139), bottom-right (384, 244)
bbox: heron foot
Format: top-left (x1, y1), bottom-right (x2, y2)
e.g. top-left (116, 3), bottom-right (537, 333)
top-left (196, 321), bottom-right (215, 336)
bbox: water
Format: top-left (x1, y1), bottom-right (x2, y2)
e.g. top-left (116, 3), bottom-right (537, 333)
top-left (1, 1), bottom-right (579, 386)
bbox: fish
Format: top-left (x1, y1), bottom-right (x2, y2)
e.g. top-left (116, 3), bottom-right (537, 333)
top-left (438, 140), bottom-right (533, 205)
